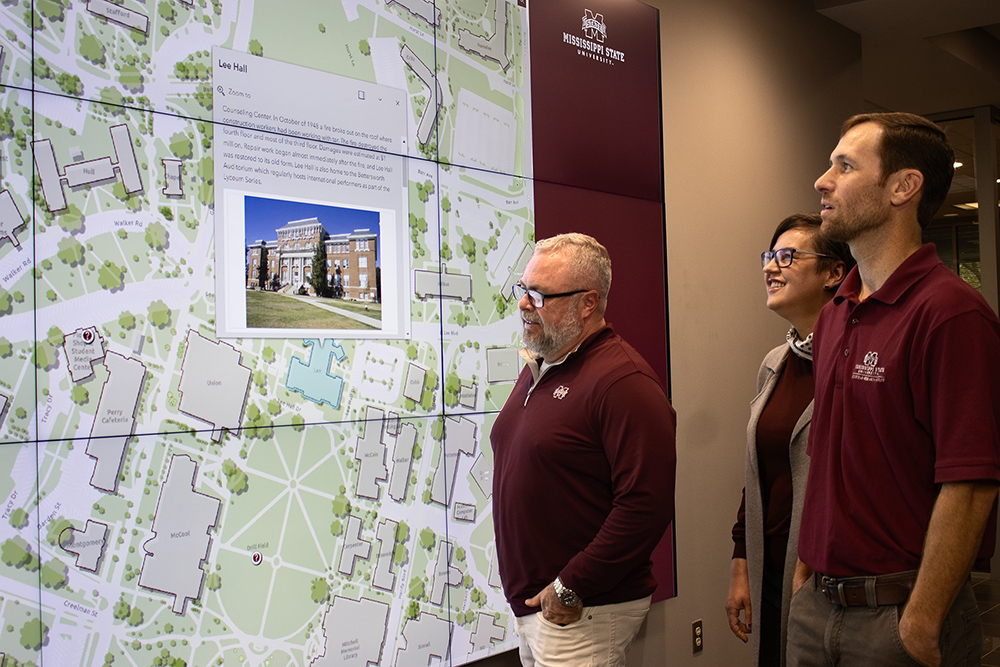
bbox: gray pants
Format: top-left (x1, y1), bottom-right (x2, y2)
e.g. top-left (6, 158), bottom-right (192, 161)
top-left (785, 578), bottom-right (981, 666)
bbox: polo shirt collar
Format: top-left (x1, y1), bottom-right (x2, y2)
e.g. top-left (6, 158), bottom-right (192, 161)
top-left (834, 243), bottom-right (942, 306)
top-left (519, 325), bottom-right (615, 383)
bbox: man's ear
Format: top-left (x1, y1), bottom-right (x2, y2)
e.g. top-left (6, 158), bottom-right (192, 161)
top-left (889, 169), bottom-right (924, 208)
top-left (825, 261), bottom-right (847, 290)
top-left (580, 290), bottom-right (601, 319)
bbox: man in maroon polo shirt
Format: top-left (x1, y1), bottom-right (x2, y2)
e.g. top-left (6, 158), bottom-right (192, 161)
top-left (491, 233), bottom-right (676, 666)
top-left (786, 112), bottom-right (1000, 667)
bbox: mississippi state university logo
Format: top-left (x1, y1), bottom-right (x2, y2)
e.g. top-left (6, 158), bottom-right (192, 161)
top-left (582, 10), bottom-right (607, 42)
top-left (553, 385), bottom-right (570, 400)
top-left (562, 9), bottom-right (625, 65)
top-left (852, 350), bottom-right (886, 383)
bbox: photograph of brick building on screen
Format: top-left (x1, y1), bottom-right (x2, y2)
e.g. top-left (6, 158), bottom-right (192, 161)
top-left (244, 195), bottom-right (381, 331)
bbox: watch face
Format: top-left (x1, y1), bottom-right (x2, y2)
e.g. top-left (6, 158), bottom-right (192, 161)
top-left (554, 577), bottom-right (579, 606)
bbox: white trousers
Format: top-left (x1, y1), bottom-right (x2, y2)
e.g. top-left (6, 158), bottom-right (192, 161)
top-left (515, 596), bottom-right (651, 667)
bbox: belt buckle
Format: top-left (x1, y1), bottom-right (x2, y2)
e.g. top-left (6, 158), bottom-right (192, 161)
top-left (821, 575), bottom-right (849, 606)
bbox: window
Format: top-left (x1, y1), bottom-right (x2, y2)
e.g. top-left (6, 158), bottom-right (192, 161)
top-left (924, 223), bottom-right (982, 290)
top-left (924, 109), bottom-right (1000, 300)
top-left (360, 273), bottom-right (368, 288)
top-left (359, 257), bottom-right (368, 268)
top-left (344, 258), bottom-right (349, 269)
top-left (344, 275), bottom-right (350, 287)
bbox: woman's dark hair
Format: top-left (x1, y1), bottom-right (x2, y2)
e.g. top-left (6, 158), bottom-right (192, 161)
top-left (770, 213), bottom-right (856, 274)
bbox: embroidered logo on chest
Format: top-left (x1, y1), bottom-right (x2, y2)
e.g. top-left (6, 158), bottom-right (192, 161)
top-left (851, 350), bottom-right (886, 383)
top-left (552, 385), bottom-right (570, 400)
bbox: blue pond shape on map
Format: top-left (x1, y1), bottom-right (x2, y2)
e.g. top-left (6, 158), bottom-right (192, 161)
top-left (285, 339), bottom-right (346, 409)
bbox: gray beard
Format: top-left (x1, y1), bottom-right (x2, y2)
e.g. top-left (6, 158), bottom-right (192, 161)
top-left (522, 314), bottom-right (584, 360)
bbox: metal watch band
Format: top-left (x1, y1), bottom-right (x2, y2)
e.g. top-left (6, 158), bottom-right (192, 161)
top-left (553, 576), bottom-right (581, 607)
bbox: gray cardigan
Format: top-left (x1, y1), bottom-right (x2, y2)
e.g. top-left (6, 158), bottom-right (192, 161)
top-left (743, 344), bottom-right (812, 667)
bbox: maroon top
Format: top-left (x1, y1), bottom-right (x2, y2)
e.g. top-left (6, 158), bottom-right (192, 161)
top-left (491, 326), bottom-right (676, 617)
top-left (800, 244), bottom-right (1000, 576)
top-left (732, 351), bottom-right (813, 574)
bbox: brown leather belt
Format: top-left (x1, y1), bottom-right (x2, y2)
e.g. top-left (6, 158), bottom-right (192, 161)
top-left (814, 571), bottom-right (916, 607)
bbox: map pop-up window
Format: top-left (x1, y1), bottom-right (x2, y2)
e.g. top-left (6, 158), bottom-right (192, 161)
top-left (213, 47), bottom-right (409, 339)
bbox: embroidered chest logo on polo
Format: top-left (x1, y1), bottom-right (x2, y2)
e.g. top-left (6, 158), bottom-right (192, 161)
top-left (852, 350), bottom-right (886, 383)
top-left (552, 385), bottom-right (570, 400)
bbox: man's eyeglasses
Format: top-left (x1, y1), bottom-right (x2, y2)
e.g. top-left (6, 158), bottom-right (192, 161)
top-left (761, 247), bottom-right (835, 269)
top-left (511, 282), bottom-right (590, 308)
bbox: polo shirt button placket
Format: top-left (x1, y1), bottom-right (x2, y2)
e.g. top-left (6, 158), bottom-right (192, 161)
top-left (844, 348), bottom-right (850, 356)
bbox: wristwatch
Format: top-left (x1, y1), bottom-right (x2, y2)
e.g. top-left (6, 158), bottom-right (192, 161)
top-left (553, 576), bottom-right (581, 607)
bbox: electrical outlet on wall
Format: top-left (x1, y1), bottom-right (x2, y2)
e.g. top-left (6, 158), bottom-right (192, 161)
top-left (692, 619), bottom-right (703, 654)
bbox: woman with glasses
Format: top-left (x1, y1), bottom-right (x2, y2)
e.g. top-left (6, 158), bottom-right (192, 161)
top-left (725, 213), bottom-right (854, 666)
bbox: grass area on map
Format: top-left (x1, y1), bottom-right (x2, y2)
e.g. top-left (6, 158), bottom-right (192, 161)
top-left (246, 291), bottom-right (379, 330)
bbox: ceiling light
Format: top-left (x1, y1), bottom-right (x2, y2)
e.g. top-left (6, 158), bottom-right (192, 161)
top-left (953, 202), bottom-right (978, 210)
top-left (954, 161), bottom-right (963, 168)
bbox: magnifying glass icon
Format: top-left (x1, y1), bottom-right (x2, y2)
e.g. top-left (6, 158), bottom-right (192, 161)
top-left (216, 85), bottom-right (225, 96)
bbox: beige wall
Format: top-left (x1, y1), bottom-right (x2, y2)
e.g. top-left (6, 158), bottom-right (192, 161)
top-left (472, 1), bottom-right (862, 665)
top-left (638, 0), bottom-right (860, 664)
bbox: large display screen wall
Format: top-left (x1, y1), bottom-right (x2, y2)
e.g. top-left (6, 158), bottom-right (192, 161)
top-left (0, 1), bottom-right (670, 666)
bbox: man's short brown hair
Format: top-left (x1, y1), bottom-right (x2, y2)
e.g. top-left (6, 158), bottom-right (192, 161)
top-left (842, 112), bottom-right (954, 229)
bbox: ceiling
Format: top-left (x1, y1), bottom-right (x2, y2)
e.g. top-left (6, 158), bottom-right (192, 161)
top-left (816, 0), bottom-right (1000, 114)
top-left (815, 0), bottom-right (1000, 226)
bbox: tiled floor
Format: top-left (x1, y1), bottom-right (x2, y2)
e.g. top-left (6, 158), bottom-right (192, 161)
top-left (974, 575), bottom-right (1000, 665)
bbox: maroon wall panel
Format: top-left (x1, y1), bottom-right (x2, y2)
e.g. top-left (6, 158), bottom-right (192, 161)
top-left (529, 0), bottom-right (673, 600)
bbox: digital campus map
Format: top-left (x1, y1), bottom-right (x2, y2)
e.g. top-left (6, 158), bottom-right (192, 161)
top-left (0, 0), bottom-right (534, 665)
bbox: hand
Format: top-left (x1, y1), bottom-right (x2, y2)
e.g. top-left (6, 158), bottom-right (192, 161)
top-left (526, 583), bottom-right (583, 626)
top-left (791, 559), bottom-right (813, 595)
top-left (898, 608), bottom-right (942, 667)
top-left (726, 558), bottom-right (751, 643)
